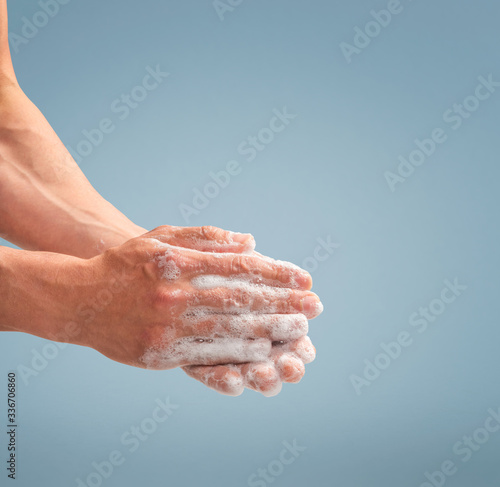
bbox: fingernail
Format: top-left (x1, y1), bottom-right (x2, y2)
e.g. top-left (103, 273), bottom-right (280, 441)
top-left (301, 295), bottom-right (324, 317)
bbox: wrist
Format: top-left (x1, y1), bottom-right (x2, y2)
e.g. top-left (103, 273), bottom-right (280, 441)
top-left (0, 247), bottom-right (93, 347)
top-left (74, 222), bottom-right (146, 258)
top-left (97, 223), bottom-right (147, 252)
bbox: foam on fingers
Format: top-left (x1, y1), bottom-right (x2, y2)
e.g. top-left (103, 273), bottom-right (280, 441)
top-left (251, 251), bottom-right (313, 290)
top-left (188, 287), bottom-right (321, 318)
top-left (146, 226), bottom-right (255, 253)
top-left (182, 364), bottom-right (244, 396)
top-left (181, 333), bottom-right (316, 396)
top-left (242, 362), bottom-right (283, 397)
top-left (179, 311), bottom-right (309, 341)
top-left (142, 336), bottom-right (272, 369)
top-left (176, 228), bottom-right (255, 254)
top-left (283, 336), bottom-right (316, 364)
top-left (275, 354), bottom-right (305, 383)
top-left (198, 252), bottom-right (311, 289)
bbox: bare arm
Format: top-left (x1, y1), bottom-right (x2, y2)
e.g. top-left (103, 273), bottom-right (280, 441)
top-left (0, 84), bottom-right (145, 257)
top-left (0, 245), bottom-right (91, 340)
top-left (0, 1), bottom-right (144, 257)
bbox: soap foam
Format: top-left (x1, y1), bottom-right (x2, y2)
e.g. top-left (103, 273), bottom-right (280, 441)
top-left (178, 310), bottom-right (308, 341)
top-left (141, 336), bottom-right (271, 370)
top-left (251, 251), bottom-right (308, 289)
top-left (275, 354), bottom-right (305, 383)
top-left (150, 243), bottom-right (307, 288)
top-left (181, 231), bottom-right (254, 254)
top-left (283, 336), bottom-right (316, 364)
top-left (188, 364), bottom-right (245, 396)
top-left (156, 249), bottom-right (181, 281)
top-left (243, 362), bottom-right (283, 397)
top-left (190, 275), bottom-right (292, 314)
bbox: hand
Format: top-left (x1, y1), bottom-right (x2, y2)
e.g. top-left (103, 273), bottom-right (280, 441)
top-left (93, 225), bottom-right (322, 397)
top-left (123, 227), bottom-right (322, 396)
top-left (181, 251), bottom-right (320, 397)
top-left (110, 226), bottom-right (322, 397)
top-left (81, 227), bottom-right (322, 379)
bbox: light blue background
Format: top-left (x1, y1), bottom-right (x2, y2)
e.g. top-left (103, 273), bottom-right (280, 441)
top-left (1, 0), bottom-right (500, 486)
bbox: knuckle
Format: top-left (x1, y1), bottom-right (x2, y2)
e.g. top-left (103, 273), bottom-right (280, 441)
top-left (152, 287), bottom-right (182, 309)
top-left (201, 225), bottom-right (224, 241)
top-left (246, 256), bottom-right (262, 276)
top-left (273, 264), bottom-right (289, 284)
top-left (232, 288), bottom-right (253, 308)
top-left (121, 236), bottom-right (147, 256)
top-left (149, 225), bottom-right (173, 237)
top-left (152, 289), bottom-right (171, 308)
top-left (156, 250), bottom-right (182, 281)
top-left (229, 254), bottom-right (248, 274)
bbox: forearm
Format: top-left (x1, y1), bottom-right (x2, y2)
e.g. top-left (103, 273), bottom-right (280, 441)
top-left (0, 83), bottom-right (145, 257)
top-left (0, 2), bottom-right (143, 256)
top-left (0, 245), bottom-right (90, 345)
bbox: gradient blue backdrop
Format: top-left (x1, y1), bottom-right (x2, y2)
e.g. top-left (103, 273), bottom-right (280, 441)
top-left (1, 1), bottom-right (500, 486)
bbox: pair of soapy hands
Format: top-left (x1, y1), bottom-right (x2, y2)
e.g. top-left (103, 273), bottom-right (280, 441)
top-left (90, 225), bottom-right (322, 397)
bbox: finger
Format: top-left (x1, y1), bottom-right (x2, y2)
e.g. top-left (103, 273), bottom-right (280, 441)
top-left (254, 340), bottom-right (308, 384)
top-left (179, 313), bottom-right (309, 341)
top-left (143, 337), bottom-right (272, 368)
top-left (182, 364), bottom-right (244, 396)
top-left (279, 336), bottom-right (316, 364)
top-left (274, 353), bottom-right (306, 383)
top-left (147, 225), bottom-right (255, 253)
top-left (252, 251), bottom-right (313, 290)
top-left (188, 364), bottom-right (284, 397)
top-left (151, 245), bottom-right (313, 291)
top-left (240, 337), bottom-right (314, 387)
top-left (188, 287), bottom-right (323, 319)
top-left (186, 252), bottom-right (311, 290)
top-left (183, 354), bottom-right (301, 396)
top-left (182, 336), bottom-right (315, 395)
top-left (240, 362), bottom-right (283, 397)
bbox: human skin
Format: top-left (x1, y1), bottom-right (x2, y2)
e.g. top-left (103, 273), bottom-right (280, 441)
top-left (0, 227), bottom-right (321, 362)
top-left (0, 0), bottom-right (322, 396)
top-left (0, 226), bottom-right (321, 396)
